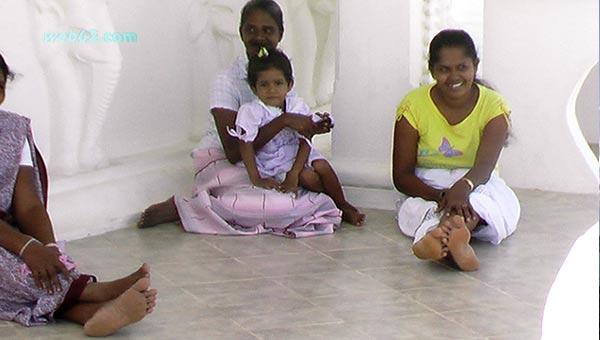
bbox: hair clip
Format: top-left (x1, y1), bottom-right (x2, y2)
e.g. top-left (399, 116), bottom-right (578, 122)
top-left (258, 47), bottom-right (269, 58)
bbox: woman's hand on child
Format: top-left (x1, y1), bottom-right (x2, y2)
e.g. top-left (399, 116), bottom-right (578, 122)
top-left (284, 112), bottom-right (332, 138)
top-left (21, 242), bottom-right (71, 295)
top-left (252, 177), bottom-right (280, 191)
top-left (279, 173), bottom-right (300, 194)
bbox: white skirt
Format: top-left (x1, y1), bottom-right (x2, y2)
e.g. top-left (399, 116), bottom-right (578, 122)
top-left (396, 168), bottom-right (520, 245)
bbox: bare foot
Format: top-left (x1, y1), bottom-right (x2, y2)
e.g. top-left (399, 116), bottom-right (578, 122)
top-left (412, 226), bottom-right (449, 260)
top-left (339, 202), bottom-right (366, 226)
top-left (446, 215), bottom-right (480, 271)
top-left (83, 278), bottom-right (157, 337)
top-left (137, 197), bottom-right (179, 228)
top-left (80, 264), bottom-right (150, 303)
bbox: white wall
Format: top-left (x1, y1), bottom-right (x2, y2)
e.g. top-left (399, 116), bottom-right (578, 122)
top-left (331, 0), bottom-right (411, 190)
top-left (484, 0), bottom-right (599, 194)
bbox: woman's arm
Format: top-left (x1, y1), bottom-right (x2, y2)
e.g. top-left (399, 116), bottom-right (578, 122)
top-left (6, 165), bottom-right (70, 293)
top-left (462, 114), bottom-right (508, 186)
top-left (13, 166), bottom-right (55, 244)
top-left (392, 117), bottom-right (443, 202)
top-left (438, 115), bottom-right (509, 219)
top-left (212, 108), bottom-right (329, 164)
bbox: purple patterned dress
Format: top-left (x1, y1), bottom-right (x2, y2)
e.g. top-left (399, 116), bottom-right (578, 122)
top-left (0, 110), bottom-right (92, 326)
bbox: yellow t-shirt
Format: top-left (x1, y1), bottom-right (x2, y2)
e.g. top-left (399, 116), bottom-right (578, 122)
top-left (395, 84), bottom-right (510, 169)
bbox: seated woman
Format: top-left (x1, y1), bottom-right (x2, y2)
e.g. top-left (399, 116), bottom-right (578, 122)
top-left (138, 0), bottom-right (347, 237)
top-left (392, 29), bottom-right (520, 271)
top-left (0, 52), bottom-right (157, 337)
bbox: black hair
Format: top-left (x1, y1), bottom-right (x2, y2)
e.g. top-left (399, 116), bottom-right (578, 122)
top-left (427, 29), bottom-right (496, 89)
top-left (246, 48), bottom-right (293, 88)
top-left (0, 52), bottom-right (14, 81)
top-left (428, 29), bottom-right (479, 71)
top-left (239, 0), bottom-right (284, 36)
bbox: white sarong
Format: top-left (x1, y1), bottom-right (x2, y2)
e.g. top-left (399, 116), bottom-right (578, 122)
top-left (396, 168), bottom-right (520, 245)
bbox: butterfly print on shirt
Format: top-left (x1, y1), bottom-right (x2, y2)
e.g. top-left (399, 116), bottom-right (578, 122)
top-left (438, 137), bottom-right (463, 157)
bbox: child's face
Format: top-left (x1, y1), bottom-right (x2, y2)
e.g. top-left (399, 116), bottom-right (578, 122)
top-left (0, 73), bottom-right (5, 106)
top-left (252, 68), bottom-right (292, 109)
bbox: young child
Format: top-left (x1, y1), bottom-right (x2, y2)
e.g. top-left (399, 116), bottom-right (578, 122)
top-left (229, 48), bottom-right (365, 225)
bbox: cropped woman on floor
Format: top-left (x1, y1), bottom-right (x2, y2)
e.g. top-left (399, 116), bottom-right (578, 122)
top-left (392, 29), bottom-right (520, 271)
top-left (0, 52), bottom-right (157, 337)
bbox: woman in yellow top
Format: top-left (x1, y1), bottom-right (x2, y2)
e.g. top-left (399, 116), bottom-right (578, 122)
top-left (392, 29), bottom-right (520, 271)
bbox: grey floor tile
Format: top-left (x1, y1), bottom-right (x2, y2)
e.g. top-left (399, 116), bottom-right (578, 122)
top-left (355, 313), bottom-right (480, 339)
top-left (237, 252), bottom-right (350, 277)
top-left (361, 262), bottom-right (478, 290)
top-left (202, 233), bottom-right (315, 257)
top-left (272, 270), bottom-right (395, 298)
top-left (443, 304), bottom-right (543, 338)
top-left (310, 290), bottom-right (432, 321)
top-left (225, 304), bottom-right (342, 332)
top-left (324, 245), bottom-right (420, 270)
top-left (182, 278), bottom-right (307, 308)
top-left (152, 258), bottom-right (261, 285)
top-left (8, 189), bottom-right (596, 339)
top-left (401, 280), bottom-right (521, 313)
top-left (299, 227), bottom-right (399, 251)
top-left (255, 323), bottom-right (372, 340)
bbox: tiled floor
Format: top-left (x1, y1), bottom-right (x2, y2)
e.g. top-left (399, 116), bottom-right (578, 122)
top-left (1, 189), bottom-right (597, 339)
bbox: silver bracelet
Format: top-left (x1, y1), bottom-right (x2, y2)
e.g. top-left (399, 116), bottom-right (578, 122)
top-left (18, 238), bottom-right (40, 257)
top-left (45, 242), bottom-right (59, 249)
top-left (462, 177), bottom-right (475, 191)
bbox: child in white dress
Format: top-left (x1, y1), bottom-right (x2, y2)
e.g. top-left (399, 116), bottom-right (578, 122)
top-left (229, 48), bottom-right (365, 225)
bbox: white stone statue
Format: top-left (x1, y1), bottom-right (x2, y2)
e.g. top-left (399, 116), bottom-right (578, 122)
top-left (279, 0), bottom-right (318, 108)
top-left (31, 0), bottom-right (122, 175)
top-left (279, 0), bottom-right (337, 109)
top-left (309, 0), bottom-right (336, 107)
top-left (188, 0), bottom-right (245, 139)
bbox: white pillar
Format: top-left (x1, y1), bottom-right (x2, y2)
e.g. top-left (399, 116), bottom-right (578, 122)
top-left (484, 0), bottom-right (599, 193)
top-left (331, 0), bottom-right (412, 190)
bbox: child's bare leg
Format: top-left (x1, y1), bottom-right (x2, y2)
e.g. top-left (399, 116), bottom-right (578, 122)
top-left (412, 220), bottom-right (450, 261)
top-left (83, 277), bottom-right (157, 337)
top-left (79, 263), bottom-right (150, 303)
top-left (446, 215), bottom-right (480, 271)
top-left (311, 160), bottom-right (365, 225)
top-left (298, 168), bottom-right (324, 192)
top-left (137, 196), bottom-right (180, 228)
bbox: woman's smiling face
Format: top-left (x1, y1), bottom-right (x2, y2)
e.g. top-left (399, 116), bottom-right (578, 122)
top-left (430, 46), bottom-right (478, 101)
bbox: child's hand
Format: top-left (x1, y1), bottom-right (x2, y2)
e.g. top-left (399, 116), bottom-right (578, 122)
top-left (251, 177), bottom-right (280, 190)
top-left (279, 173), bottom-right (299, 194)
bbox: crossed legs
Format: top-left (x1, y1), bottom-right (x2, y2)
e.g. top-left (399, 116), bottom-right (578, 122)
top-left (412, 214), bottom-right (481, 271)
top-left (59, 263), bottom-right (158, 337)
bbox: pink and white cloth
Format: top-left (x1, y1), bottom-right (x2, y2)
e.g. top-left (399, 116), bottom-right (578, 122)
top-left (175, 148), bottom-right (341, 238)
